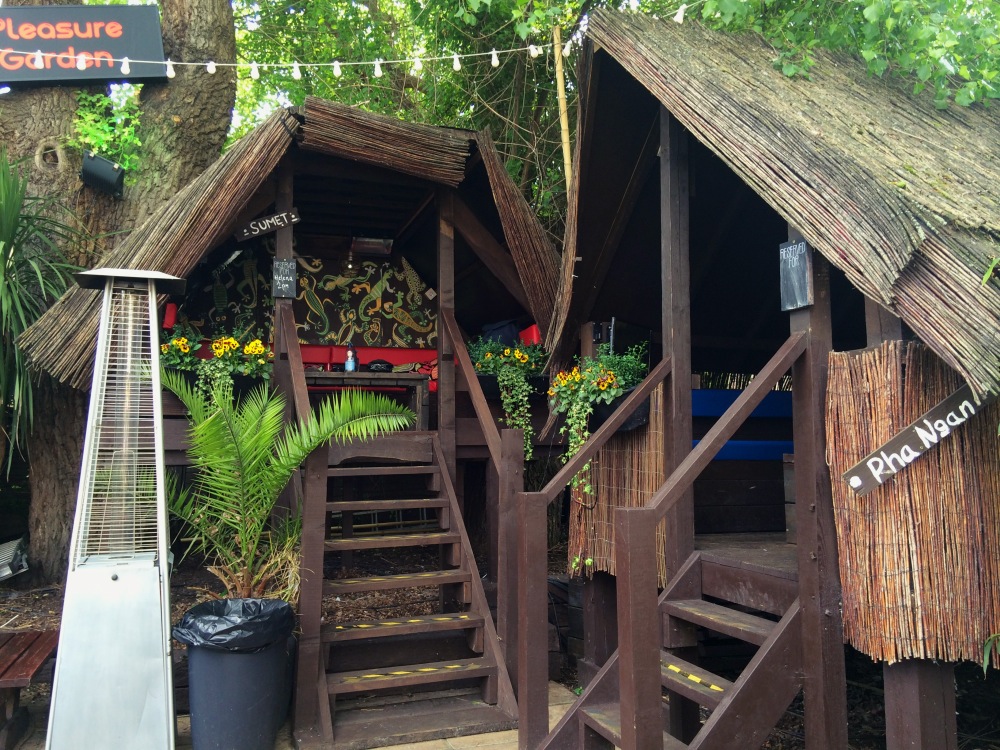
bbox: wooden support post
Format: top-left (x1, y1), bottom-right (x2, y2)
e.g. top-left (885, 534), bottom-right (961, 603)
top-left (616, 506), bottom-right (662, 750)
top-left (661, 105), bottom-right (699, 740)
top-left (518, 491), bottom-right (549, 749)
top-left (790, 239), bottom-right (848, 749)
top-left (293, 448), bottom-right (331, 744)
top-left (273, 160), bottom-right (296, 519)
top-left (864, 297), bottom-right (903, 347)
top-left (578, 573), bottom-right (617, 687)
top-left (437, 189), bottom-right (457, 487)
top-left (497, 430), bottom-right (524, 689)
top-left (884, 661), bottom-right (957, 750)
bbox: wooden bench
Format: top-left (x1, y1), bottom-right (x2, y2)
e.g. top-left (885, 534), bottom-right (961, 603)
top-left (0, 630), bottom-right (58, 750)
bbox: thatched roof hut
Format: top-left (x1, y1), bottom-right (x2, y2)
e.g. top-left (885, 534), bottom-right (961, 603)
top-left (21, 98), bottom-right (559, 389)
top-left (551, 10), bottom-right (999, 396)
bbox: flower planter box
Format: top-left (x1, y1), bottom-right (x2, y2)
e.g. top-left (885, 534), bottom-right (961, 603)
top-left (589, 387), bottom-right (650, 433)
top-left (476, 374), bottom-right (549, 402)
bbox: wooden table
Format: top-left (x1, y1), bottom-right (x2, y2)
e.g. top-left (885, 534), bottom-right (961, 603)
top-left (0, 630), bottom-right (58, 750)
top-left (303, 371), bottom-right (430, 431)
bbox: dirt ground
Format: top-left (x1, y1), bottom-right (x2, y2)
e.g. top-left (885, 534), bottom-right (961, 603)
top-left (4, 550), bottom-right (1000, 749)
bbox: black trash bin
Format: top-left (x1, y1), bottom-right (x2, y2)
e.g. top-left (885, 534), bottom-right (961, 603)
top-left (173, 598), bottom-right (295, 750)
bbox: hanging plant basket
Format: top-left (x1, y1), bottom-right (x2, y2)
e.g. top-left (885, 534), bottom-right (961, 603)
top-left (476, 374), bottom-right (549, 402)
top-left (589, 387), bottom-right (650, 433)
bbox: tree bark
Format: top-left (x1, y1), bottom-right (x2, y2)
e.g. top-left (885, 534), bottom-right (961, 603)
top-left (4, 0), bottom-right (237, 582)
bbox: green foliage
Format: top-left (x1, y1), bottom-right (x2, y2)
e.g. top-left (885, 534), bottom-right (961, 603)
top-left (649, 0), bottom-right (1000, 109)
top-left (468, 337), bottom-right (547, 459)
top-left (71, 89), bottom-right (143, 173)
top-left (161, 324), bottom-right (275, 398)
top-left (0, 149), bottom-right (80, 475)
top-left (162, 370), bottom-right (415, 601)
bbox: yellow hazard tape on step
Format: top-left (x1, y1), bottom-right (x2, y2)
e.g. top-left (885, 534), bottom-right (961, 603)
top-left (343, 664), bottom-right (468, 683)
top-left (335, 614), bottom-right (471, 632)
top-left (663, 662), bottom-right (725, 692)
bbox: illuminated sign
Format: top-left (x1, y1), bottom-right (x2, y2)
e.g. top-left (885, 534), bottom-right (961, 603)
top-left (0, 5), bottom-right (167, 87)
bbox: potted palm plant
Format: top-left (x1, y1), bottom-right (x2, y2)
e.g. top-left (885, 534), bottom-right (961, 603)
top-left (162, 372), bottom-right (414, 750)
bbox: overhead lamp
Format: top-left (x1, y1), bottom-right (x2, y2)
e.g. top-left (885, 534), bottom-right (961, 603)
top-left (80, 151), bottom-right (125, 199)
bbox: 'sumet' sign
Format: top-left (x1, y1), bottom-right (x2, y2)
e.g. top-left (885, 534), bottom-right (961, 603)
top-left (236, 210), bottom-right (301, 242)
top-left (843, 384), bottom-right (993, 496)
top-left (0, 6), bottom-right (167, 86)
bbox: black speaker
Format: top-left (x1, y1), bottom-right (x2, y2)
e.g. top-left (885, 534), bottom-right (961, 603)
top-left (80, 151), bottom-right (125, 199)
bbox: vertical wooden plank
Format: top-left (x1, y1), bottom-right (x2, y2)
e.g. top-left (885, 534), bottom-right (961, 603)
top-left (497, 430), bottom-right (524, 688)
top-left (273, 160), bottom-right (297, 517)
top-left (437, 189), bottom-right (457, 487)
top-left (660, 105), bottom-right (699, 740)
top-left (578, 572), bottom-right (617, 687)
top-left (864, 297), bottom-right (903, 347)
top-left (884, 661), bottom-right (957, 750)
top-left (615, 506), bottom-right (661, 750)
top-left (518, 491), bottom-right (549, 749)
top-left (293, 447), bottom-right (329, 741)
top-left (790, 235), bottom-right (848, 749)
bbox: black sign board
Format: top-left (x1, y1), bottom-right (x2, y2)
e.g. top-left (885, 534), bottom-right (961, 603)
top-left (779, 239), bottom-right (813, 311)
top-left (843, 384), bottom-right (994, 496)
top-left (236, 209), bottom-right (301, 242)
top-left (0, 6), bottom-right (167, 87)
top-left (272, 259), bottom-right (296, 299)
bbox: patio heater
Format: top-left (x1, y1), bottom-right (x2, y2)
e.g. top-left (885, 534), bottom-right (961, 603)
top-left (47, 268), bottom-right (184, 750)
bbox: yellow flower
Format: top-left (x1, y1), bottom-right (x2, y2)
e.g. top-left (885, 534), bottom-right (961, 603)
top-left (161, 344), bottom-right (169, 354)
top-left (504, 348), bottom-right (511, 356)
top-left (179, 343), bottom-right (190, 353)
top-left (484, 352), bottom-right (492, 359)
top-left (547, 388), bottom-right (555, 397)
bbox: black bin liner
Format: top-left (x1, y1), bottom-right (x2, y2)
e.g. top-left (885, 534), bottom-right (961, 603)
top-left (174, 599), bottom-right (296, 750)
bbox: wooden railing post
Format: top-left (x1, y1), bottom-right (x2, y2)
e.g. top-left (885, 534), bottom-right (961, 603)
top-left (497, 429), bottom-right (524, 689)
top-left (517, 490), bottom-right (549, 749)
top-left (616, 506), bottom-right (661, 750)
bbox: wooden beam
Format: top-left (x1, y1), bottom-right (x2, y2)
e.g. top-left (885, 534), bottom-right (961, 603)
top-left (497, 429), bottom-right (524, 690)
top-left (865, 296), bottom-right (903, 347)
top-left (453, 197), bottom-right (531, 311)
top-left (884, 661), bottom-right (957, 750)
top-left (517, 492), bottom-right (549, 749)
top-left (790, 237), bottom-right (848, 749)
top-left (437, 188), bottom-right (457, 487)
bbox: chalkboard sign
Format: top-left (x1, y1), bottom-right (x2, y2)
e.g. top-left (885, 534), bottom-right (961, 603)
top-left (779, 239), bottom-right (813, 311)
top-left (272, 259), bottom-right (296, 299)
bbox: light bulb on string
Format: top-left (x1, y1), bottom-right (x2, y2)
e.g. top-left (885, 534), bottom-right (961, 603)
top-left (120, 57), bottom-right (130, 75)
top-left (490, 49), bottom-right (499, 67)
top-left (292, 61), bottom-right (302, 79)
top-left (453, 54), bottom-right (461, 71)
top-left (333, 60), bottom-right (342, 77)
top-left (165, 59), bottom-right (176, 78)
top-left (673, 3), bottom-right (687, 22)
top-left (528, 45), bottom-right (540, 58)
top-left (374, 59), bottom-right (383, 78)
top-left (76, 53), bottom-right (87, 71)
top-left (206, 60), bottom-right (217, 74)
top-left (32, 50), bottom-right (42, 68)
top-left (411, 57), bottom-right (422, 75)
top-left (250, 62), bottom-right (260, 80)
top-left (563, 40), bottom-right (572, 57)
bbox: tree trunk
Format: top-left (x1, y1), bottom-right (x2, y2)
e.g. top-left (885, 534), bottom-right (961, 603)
top-left (4, 0), bottom-right (237, 582)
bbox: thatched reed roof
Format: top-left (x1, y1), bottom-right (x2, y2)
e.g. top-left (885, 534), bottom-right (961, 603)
top-left (22, 101), bottom-right (558, 389)
top-left (568, 10), bottom-right (1000, 396)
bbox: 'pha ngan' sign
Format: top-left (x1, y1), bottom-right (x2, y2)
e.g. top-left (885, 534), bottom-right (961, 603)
top-left (843, 384), bottom-right (994, 496)
top-left (0, 6), bottom-right (167, 87)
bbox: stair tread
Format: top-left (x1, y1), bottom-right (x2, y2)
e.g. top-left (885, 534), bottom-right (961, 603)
top-left (328, 464), bottom-right (439, 477)
top-left (660, 652), bottom-right (733, 709)
top-left (325, 531), bottom-right (459, 551)
top-left (326, 569), bottom-right (471, 594)
top-left (322, 612), bottom-right (484, 642)
top-left (327, 498), bottom-right (449, 513)
top-left (580, 703), bottom-right (686, 750)
top-left (328, 657), bottom-right (495, 695)
top-left (663, 599), bottom-right (776, 646)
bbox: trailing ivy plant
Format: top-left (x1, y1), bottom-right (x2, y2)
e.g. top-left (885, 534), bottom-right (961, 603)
top-left (71, 89), bottom-right (143, 175)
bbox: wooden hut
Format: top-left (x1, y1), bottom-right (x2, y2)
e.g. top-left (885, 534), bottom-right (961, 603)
top-left (20, 98), bottom-right (560, 748)
top-left (513, 9), bottom-right (1000, 750)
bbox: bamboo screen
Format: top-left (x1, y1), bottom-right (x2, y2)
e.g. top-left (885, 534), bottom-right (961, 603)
top-left (827, 341), bottom-right (1000, 664)
top-left (568, 385), bottom-right (669, 586)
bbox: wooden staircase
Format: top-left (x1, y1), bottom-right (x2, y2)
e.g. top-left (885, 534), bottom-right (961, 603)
top-left (545, 545), bottom-right (803, 750)
top-left (298, 431), bottom-right (516, 749)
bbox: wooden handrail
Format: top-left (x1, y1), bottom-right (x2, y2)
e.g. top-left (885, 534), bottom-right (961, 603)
top-left (440, 308), bottom-right (503, 467)
top-left (531, 355), bottom-right (673, 506)
top-left (276, 304), bottom-right (312, 423)
top-left (646, 330), bottom-right (806, 521)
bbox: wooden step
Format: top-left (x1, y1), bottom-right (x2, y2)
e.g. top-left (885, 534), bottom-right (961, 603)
top-left (330, 688), bottom-right (515, 750)
top-left (328, 464), bottom-right (438, 478)
top-left (327, 498), bottom-right (449, 513)
top-left (662, 599), bottom-right (776, 646)
top-left (660, 652), bottom-right (732, 709)
top-left (322, 613), bottom-right (484, 642)
top-left (328, 657), bottom-right (494, 696)
top-left (579, 703), bottom-right (686, 749)
top-left (325, 569), bottom-right (471, 595)
top-left (325, 531), bottom-right (459, 552)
